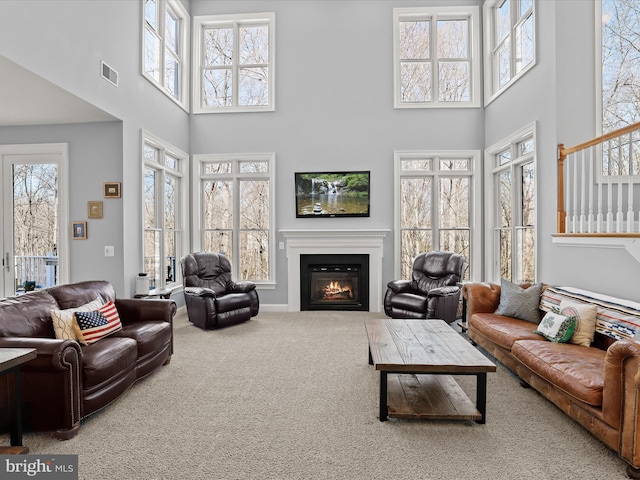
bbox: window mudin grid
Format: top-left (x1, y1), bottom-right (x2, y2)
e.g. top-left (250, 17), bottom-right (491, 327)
top-left (194, 13), bottom-right (275, 113)
top-left (142, 133), bottom-right (186, 290)
top-left (394, 6), bottom-right (480, 109)
top-left (396, 152), bottom-right (476, 280)
top-left (197, 155), bottom-right (275, 283)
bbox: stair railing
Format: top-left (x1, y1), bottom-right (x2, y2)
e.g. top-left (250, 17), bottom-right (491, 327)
top-left (558, 121), bottom-right (640, 235)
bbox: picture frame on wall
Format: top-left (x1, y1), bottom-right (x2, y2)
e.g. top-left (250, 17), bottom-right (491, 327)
top-left (104, 182), bottom-right (121, 198)
top-left (88, 201), bottom-right (103, 219)
top-left (72, 221), bottom-right (87, 240)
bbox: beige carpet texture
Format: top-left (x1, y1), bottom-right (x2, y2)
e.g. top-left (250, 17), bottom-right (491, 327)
top-left (3, 310), bottom-right (630, 479)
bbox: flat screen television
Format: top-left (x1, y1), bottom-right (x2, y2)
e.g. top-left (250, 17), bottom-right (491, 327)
top-left (295, 171), bottom-right (370, 218)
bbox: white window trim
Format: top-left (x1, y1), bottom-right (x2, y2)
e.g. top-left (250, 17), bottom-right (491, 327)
top-left (484, 122), bottom-right (537, 283)
top-left (140, 0), bottom-right (190, 112)
top-left (483, 0), bottom-right (537, 106)
top-left (0, 143), bottom-right (70, 289)
top-left (393, 150), bottom-right (482, 280)
top-left (393, 6), bottom-right (481, 109)
top-left (191, 152), bottom-right (276, 288)
top-left (141, 130), bottom-right (190, 290)
top-left (192, 12), bottom-right (276, 114)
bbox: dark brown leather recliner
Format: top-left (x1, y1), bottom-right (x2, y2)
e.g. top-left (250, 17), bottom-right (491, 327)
top-left (384, 251), bottom-right (466, 323)
top-left (180, 252), bottom-right (259, 329)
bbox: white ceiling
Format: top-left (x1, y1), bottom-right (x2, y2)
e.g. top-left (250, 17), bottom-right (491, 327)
top-left (0, 56), bottom-right (118, 127)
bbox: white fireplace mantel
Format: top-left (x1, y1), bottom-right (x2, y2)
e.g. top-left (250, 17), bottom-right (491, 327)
top-left (281, 229), bottom-right (389, 312)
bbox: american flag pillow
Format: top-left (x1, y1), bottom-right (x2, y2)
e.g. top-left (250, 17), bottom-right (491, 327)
top-left (72, 300), bottom-right (123, 345)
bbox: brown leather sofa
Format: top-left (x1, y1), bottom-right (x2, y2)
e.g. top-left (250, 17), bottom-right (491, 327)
top-left (0, 280), bottom-right (176, 439)
top-left (464, 282), bottom-right (640, 477)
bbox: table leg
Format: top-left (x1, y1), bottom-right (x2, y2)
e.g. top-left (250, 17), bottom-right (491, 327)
top-left (368, 346), bottom-right (373, 366)
top-left (7, 367), bottom-right (24, 446)
top-left (379, 371), bottom-right (388, 421)
top-left (476, 372), bottom-right (487, 424)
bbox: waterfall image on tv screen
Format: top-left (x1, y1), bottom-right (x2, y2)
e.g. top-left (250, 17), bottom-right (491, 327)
top-left (295, 171), bottom-right (370, 218)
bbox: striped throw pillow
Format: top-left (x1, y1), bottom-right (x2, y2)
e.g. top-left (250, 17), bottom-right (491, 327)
top-left (540, 286), bottom-right (640, 340)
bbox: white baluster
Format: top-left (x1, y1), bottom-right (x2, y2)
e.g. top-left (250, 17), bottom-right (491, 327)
top-left (617, 139), bottom-right (624, 232)
top-left (572, 154), bottom-right (579, 233)
top-left (607, 142), bottom-right (613, 232)
top-left (597, 143), bottom-right (604, 232)
top-left (587, 146), bottom-right (595, 233)
top-left (580, 149), bottom-right (586, 232)
top-left (628, 174), bottom-right (634, 233)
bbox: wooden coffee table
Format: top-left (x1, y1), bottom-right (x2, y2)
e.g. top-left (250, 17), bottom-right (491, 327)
top-left (365, 319), bottom-right (496, 423)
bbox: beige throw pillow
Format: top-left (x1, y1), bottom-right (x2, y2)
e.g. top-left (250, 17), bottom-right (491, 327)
top-left (560, 299), bottom-right (597, 347)
top-left (51, 297), bottom-right (103, 341)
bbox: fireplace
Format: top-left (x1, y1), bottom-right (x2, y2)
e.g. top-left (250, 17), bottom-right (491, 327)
top-left (281, 229), bottom-right (388, 312)
top-left (300, 254), bottom-right (369, 311)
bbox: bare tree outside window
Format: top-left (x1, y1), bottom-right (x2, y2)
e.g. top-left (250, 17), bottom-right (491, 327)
top-left (143, 139), bottom-right (185, 290)
top-left (491, 136), bottom-right (535, 284)
top-left (200, 157), bottom-right (273, 282)
top-left (398, 155), bottom-right (473, 280)
top-left (398, 17), bottom-right (470, 104)
top-left (602, 0), bottom-right (640, 133)
top-left (200, 16), bottom-right (272, 110)
top-left (13, 164), bottom-right (58, 257)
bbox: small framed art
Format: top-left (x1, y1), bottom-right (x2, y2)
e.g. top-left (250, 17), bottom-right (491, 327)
top-left (104, 182), bottom-right (121, 198)
top-left (88, 201), bottom-right (103, 219)
top-left (72, 221), bottom-right (87, 240)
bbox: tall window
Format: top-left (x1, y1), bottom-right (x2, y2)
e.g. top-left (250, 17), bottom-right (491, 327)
top-left (485, 125), bottom-right (536, 283)
top-left (142, 0), bottom-right (190, 109)
top-left (394, 151), bottom-right (481, 280)
top-left (483, 0), bottom-right (535, 103)
top-left (193, 13), bottom-right (275, 113)
top-left (143, 132), bottom-right (188, 290)
top-left (393, 6), bottom-right (481, 108)
top-left (193, 153), bottom-right (275, 284)
top-left (600, 0), bottom-right (640, 133)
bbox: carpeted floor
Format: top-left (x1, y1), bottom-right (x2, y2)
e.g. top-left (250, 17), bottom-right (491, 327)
top-left (4, 310), bottom-right (630, 479)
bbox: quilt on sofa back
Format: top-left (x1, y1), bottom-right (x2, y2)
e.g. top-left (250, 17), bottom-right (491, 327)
top-left (540, 286), bottom-right (640, 340)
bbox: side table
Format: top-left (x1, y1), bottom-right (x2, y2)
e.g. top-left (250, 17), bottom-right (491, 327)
top-left (0, 348), bottom-right (37, 454)
top-left (134, 288), bottom-right (172, 299)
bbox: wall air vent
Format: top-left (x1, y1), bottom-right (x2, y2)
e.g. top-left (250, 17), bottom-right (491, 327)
top-left (101, 61), bottom-right (118, 87)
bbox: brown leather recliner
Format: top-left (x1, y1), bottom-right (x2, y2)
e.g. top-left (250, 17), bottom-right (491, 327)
top-left (180, 252), bottom-right (259, 329)
top-left (384, 251), bottom-right (466, 323)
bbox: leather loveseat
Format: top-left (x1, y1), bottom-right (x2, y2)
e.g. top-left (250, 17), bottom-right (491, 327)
top-left (464, 282), bottom-right (640, 477)
top-left (0, 280), bottom-right (176, 439)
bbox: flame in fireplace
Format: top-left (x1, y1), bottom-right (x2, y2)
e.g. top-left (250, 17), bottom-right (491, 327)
top-left (322, 281), bottom-right (353, 300)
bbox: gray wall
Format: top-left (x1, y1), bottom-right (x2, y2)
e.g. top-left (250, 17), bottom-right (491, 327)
top-left (0, 0), bottom-right (190, 297)
top-left (1, 0), bottom-right (637, 304)
top-left (485, 0), bottom-right (640, 301)
top-left (0, 122), bottom-right (125, 291)
top-left (189, 0), bottom-right (485, 306)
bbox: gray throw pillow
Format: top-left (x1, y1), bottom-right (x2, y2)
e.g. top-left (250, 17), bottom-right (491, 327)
top-left (495, 278), bottom-right (542, 324)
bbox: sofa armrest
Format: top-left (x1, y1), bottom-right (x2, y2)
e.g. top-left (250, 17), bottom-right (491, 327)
top-left (115, 298), bottom-right (177, 325)
top-left (427, 285), bottom-right (460, 298)
top-left (386, 279), bottom-right (414, 294)
top-left (0, 336), bottom-right (82, 435)
top-left (603, 339), bottom-right (640, 465)
top-left (229, 281), bottom-right (256, 293)
top-left (462, 283), bottom-right (501, 318)
top-left (0, 336), bottom-right (81, 372)
top-left (184, 286), bottom-right (217, 298)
